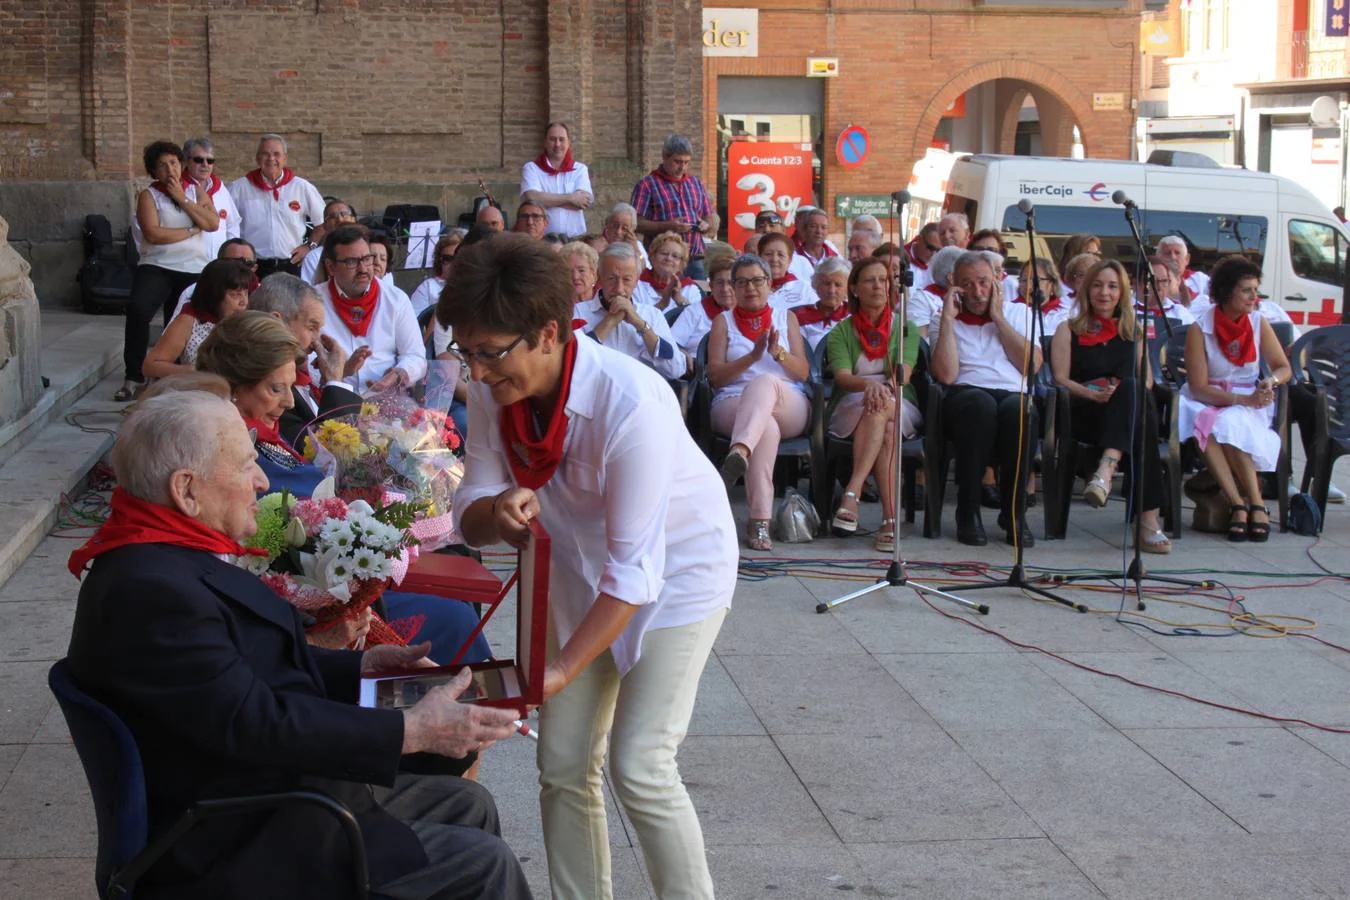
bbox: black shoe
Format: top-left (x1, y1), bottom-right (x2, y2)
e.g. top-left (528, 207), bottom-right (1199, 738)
top-left (957, 512), bottom-right (988, 546)
top-left (980, 484), bottom-right (1002, 509)
top-left (1004, 520), bottom-right (1035, 548)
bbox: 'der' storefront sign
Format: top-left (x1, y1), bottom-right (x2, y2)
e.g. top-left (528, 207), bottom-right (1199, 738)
top-left (703, 8), bottom-right (758, 57)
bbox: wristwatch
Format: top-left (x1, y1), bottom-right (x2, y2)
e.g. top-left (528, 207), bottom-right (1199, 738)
top-left (773, 348), bottom-right (788, 362)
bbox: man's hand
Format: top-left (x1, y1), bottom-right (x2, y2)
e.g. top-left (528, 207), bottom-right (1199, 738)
top-left (988, 288), bottom-right (1006, 323)
top-left (309, 608), bottom-right (373, 650)
top-left (369, 367), bottom-right (409, 393)
top-left (697, 217), bottom-right (715, 236)
top-left (571, 190), bottom-right (593, 209)
top-left (313, 334), bottom-right (348, 384)
top-left (343, 345), bottom-right (373, 378)
top-left (402, 668), bottom-right (522, 757)
top-left (362, 640), bottom-right (436, 674)
top-left (606, 293), bottom-right (636, 324)
top-left (943, 288), bottom-right (963, 320)
top-left (493, 487), bottom-right (539, 549)
top-left (289, 243), bottom-right (310, 265)
top-left (540, 660), bottom-right (570, 704)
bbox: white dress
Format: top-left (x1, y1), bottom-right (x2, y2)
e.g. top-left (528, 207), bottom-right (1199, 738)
top-left (1177, 307), bottom-right (1279, 472)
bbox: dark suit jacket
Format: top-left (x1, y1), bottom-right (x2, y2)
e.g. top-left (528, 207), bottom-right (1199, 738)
top-left (280, 382), bottom-right (363, 448)
top-left (67, 544), bottom-right (423, 900)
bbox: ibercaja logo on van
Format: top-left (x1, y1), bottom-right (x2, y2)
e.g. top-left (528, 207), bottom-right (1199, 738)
top-left (1018, 182), bottom-right (1110, 201)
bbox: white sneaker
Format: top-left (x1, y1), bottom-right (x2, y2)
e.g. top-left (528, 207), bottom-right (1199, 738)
top-left (1329, 483), bottom-right (1346, 504)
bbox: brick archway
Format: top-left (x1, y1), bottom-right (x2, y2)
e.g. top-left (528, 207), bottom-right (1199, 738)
top-left (910, 60), bottom-right (1097, 160)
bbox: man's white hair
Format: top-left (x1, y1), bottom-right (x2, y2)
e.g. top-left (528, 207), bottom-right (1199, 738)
top-left (608, 202), bottom-right (637, 225)
top-left (851, 215), bottom-right (883, 236)
top-left (111, 392), bottom-right (239, 503)
top-left (941, 212), bottom-right (970, 231)
top-left (978, 249), bottom-right (1005, 273)
top-left (599, 241), bottom-right (639, 267)
top-left (928, 245), bottom-right (968, 288)
top-left (258, 133), bottom-right (288, 153)
top-left (1158, 235), bottom-right (1187, 251)
top-left (812, 256), bottom-right (852, 287)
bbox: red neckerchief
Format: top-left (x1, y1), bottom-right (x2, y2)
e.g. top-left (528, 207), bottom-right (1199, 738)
top-left (733, 305), bottom-right (773, 342)
top-left (328, 278), bottom-right (381, 338)
top-left (184, 173), bottom-right (223, 196)
top-left (650, 166), bottom-right (684, 184)
top-left (701, 295), bottom-right (722, 321)
top-left (245, 167), bottom-right (296, 200)
top-left (1078, 315), bottom-right (1120, 347)
top-left (500, 338), bottom-right (578, 490)
top-left (925, 284), bottom-right (947, 300)
top-left (794, 238), bottom-right (837, 263)
top-left (640, 268), bottom-right (694, 293)
top-left (293, 366), bottom-right (321, 404)
top-left (1212, 308), bottom-right (1256, 366)
top-left (1014, 294), bottom-right (1063, 314)
top-left (791, 302), bottom-right (847, 328)
top-left (954, 308), bottom-right (991, 326)
top-left (906, 239), bottom-right (930, 270)
top-left (535, 149), bottom-right (575, 175)
top-left (181, 303), bottom-right (218, 325)
top-left (68, 487), bottom-right (266, 578)
top-left (244, 415), bottom-right (304, 460)
top-left (771, 273), bottom-right (798, 291)
top-left (851, 308), bottom-right (893, 361)
top-left (570, 316), bottom-right (588, 332)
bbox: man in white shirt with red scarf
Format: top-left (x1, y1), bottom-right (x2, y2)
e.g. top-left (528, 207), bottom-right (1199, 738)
top-left (793, 207), bottom-right (840, 270)
top-left (229, 133), bottom-right (326, 278)
top-left (572, 243), bottom-right (685, 381)
top-left (520, 122), bottom-right (594, 238)
top-left (315, 225), bottom-right (427, 394)
top-left (907, 222), bottom-right (942, 292)
top-left (1157, 235), bottom-right (1210, 303)
top-left (182, 137), bottom-right (240, 260)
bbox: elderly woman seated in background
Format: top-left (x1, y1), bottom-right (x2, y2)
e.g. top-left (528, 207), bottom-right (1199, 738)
top-left (562, 240), bottom-right (599, 305)
top-left (671, 252), bottom-right (737, 368)
top-left (708, 254), bottom-right (811, 552)
top-left (634, 231), bottom-right (701, 310)
top-left (1137, 255), bottom-right (1197, 330)
top-left (792, 256), bottom-right (851, 351)
top-left (1057, 233), bottom-right (1101, 292)
top-left (1012, 256), bottom-right (1072, 340)
top-left (825, 256), bottom-right (921, 552)
top-left (909, 245), bottom-right (965, 336)
top-left (142, 258), bottom-right (253, 379)
top-left (758, 232), bottom-right (819, 311)
top-left (1178, 255), bottom-right (1291, 543)
top-left (410, 231), bottom-right (464, 316)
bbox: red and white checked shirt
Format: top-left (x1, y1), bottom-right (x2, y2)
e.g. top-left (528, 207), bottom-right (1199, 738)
top-left (630, 170), bottom-right (714, 257)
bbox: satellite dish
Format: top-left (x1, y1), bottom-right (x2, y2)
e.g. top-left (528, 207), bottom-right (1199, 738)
top-left (1311, 95), bottom-right (1340, 128)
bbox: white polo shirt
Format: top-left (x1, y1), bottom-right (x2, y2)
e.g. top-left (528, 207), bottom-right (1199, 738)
top-left (787, 252), bottom-right (816, 284)
top-left (409, 276), bottom-right (445, 316)
top-left (452, 336), bottom-right (736, 675)
top-left (1183, 269), bottom-right (1211, 302)
top-left (572, 293), bottom-right (686, 381)
top-left (315, 279), bottom-right (428, 394)
top-left (228, 170), bottom-right (325, 260)
top-left (193, 176), bottom-right (241, 260)
top-left (300, 245), bottom-right (323, 284)
top-left (928, 302), bottom-right (1036, 392)
top-left (669, 299), bottom-right (723, 360)
top-left (520, 158), bottom-right (594, 237)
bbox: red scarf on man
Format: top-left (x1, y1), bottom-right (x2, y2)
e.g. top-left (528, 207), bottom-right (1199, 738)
top-left (68, 488), bottom-right (267, 578)
top-left (328, 278), bottom-right (381, 338)
top-left (954, 309), bottom-right (991, 327)
top-left (183, 173), bottom-right (223, 196)
top-left (500, 339), bottom-right (578, 490)
top-left (1212, 308), bottom-right (1256, 366)
top-left (650, 166), bottom-right (684, 184)
top-left (733, 305), bottom-right (773, 342)
top-left (292, 367), bottom-right (321, 405)
top-left (851, 308), bottom-right (893, 361)
top-left (794, 238), bottom-right (837, 263)
top-left (791, 302), bottom-right (847, 328)
top-left (245, 167), bottom-right (296, 200)
top-left (1077, 315), bottom-right (1119, 347)
top-left (244, 416), bottom-right (304, 460)
top-left (770, 273), bottom-right (797, 291)
top-left (906, 239), bottom-right (930, 270)
top-left (535, 150), bottom-right (575, 175)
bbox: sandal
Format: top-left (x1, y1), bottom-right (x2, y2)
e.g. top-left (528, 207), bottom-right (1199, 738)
top-left (720, 447), bottom-right (748, 490)
top-left (831, 491), bottom-right (860, 535)
top-left (1247, 505), bottom-right (1271, 543)
top-left (1135, 526), bottom-right (1172, 555)
top-left (746, 519), bottom-right (772, 552)
top-left (1227, 503), bottom-right (1249, 542)
top-left (113, 380), bottom-right (140, 403)
top-left (1083, 475), bottom-right (1110, 508)
top-left (874, 518), bottom-right (896, 553)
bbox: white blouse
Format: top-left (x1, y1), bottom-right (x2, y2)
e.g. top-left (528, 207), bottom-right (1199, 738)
top-left (927, 302), bottom-right (1036, 392)
top-left (713, 304), bottom-right (808, 402)
top-left (452, 336), bottom-right (737, 675)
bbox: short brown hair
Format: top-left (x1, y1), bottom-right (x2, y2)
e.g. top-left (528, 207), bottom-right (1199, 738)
top-left (196, 311), bottom-right (301, 387)
top-left (438, 233), bottom-right (573, 346)
top-left (847, 256), bottom-right (889, 315)
top-left (758, 231), bottom-right (795, 259)
top-left (707, 253), bottom-right (737, 282)
top-left (969, 229), bottom-right (1007, 255)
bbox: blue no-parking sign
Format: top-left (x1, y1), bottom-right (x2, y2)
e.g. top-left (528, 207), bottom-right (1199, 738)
top-left (835, 126), bottom-right (870, 169)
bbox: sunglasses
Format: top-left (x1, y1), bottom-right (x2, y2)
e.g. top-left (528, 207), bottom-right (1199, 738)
top-left (190, 156), bottom-right (215, 165)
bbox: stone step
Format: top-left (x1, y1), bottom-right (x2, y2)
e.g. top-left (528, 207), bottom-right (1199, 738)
top-left (0, 317), bottom-right (123, 468)
top-left (0, 368), bottom-right (123, 589)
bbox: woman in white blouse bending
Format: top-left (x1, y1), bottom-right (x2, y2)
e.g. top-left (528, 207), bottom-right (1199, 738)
top-left (708, 254), bottom-right (812, 551)
top-left (448, 235), bottom-right (736, 900)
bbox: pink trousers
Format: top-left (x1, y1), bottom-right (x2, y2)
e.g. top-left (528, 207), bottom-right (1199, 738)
top-left (712, 375), bottom-right (810, 519)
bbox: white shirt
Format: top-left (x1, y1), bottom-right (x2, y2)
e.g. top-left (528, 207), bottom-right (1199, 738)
top-left (787, 253), bottom-right (816, 284)
top-left (171, 282), bottom-right (196, 320)
top-left (300, 245), bottom-right (324, 284)
top-left (911, 265), bottom-right (934, 293)
top-left (713, 304), bottom-right (808, 402)
top-left (132, 186), bottom-right (209, 274)
top-left (1184, 269), bottom-right (1211, 301)
top-left (794, 240), bottom-right (841, 269)
top-left (794, 310), bottom-right (845, 352)
top-left (316, 278), bottom-right (428, 393)
top-left (1134, 295), bottom-right (1196, 327)
top-left (194, 179), bottom-right (241, 260)
top-left (228, 172), bottom-right (325, 260)
top-left (520, 159), bottom-right (594, 237)
top-left (1004, 274), bottom-right (1019, 303)
top-left (432, 319), bottom-right (454, 356)
top-left (632, 278), bottom-right (702, 310)
top-left (410, 276), bottom-right (446, 316)
top-left (907, 285), bottom-right (944, 328)
top-left (928, 302), bottom-right (1036, 392)
top-left (669, 300), bottom-right (721, 360)
top-left (768, 277), bottom-right (819, 312)
top-left (452, 336), bottom-right (736, 675)
top-left (572, 294), bottom-right (686, 381)
top-left (1189, 295), bottom-right (1298, 339)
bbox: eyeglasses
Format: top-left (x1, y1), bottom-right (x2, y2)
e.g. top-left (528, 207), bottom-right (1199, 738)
top-left (733, 276), bottom-right (769, 290)
top-left (448, 334), bottom-right (526, 366)
top-left (518, 213), bottom-right (547, 221)
top-left (238, 259), bottom-right (258, 269)
top-left (190, 156), bottom-right (215, 165)
top-left (334, 254), bottom-right (376, 269)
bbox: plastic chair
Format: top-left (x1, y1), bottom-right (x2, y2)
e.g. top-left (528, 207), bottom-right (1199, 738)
top-left (1290, 324), bottom-right (1350, 525)
top-left (48, 659), bottom-right (368, 900)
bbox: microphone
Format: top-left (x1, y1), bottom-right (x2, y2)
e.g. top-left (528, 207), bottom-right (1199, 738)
top-left (1111, 190), bottom-right (1137, 209)
top-left (1016, 198), bottom-right (1034, 215)
top-left (891, 190), bottom-right (911, 205)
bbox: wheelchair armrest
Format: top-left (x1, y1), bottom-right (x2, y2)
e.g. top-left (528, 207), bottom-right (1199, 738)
top-left (110, 790), bottom-right (369, 900)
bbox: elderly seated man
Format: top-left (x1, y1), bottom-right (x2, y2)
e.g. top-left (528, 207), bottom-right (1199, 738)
top-left (65, 391), bottom-right (531, 900)
top-left (572, 242), bottom-right (685, 380)
top-left (930, 250), bottom-right (1041, 548)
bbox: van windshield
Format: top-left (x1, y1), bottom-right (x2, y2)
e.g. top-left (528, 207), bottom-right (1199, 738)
top-left (999, 205), bottom-right (1266, 276)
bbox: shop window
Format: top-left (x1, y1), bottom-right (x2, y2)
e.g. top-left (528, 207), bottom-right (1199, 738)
top-left (1289, 219), bottom-right (1347, 287)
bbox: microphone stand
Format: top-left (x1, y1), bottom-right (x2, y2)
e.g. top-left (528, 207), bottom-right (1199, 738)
top-left (948, 203), bottom-right (1086, 613)
top-left (818, 190), bottom-right (989, 616)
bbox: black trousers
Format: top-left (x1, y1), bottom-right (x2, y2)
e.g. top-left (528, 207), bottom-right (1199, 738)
top-left (943, 385), bottom-right (1038, 521)
top-left (371, 774), bottom-right (532, 900)
top-left (124, 264), bottom-right (198, 382)
top-left (1069, 376), bottom-right (1163, 511)
top-left (257, 257), bottom-right (301, 279)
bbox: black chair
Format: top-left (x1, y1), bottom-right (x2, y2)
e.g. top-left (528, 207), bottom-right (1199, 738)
top-left (49, 659), bottom-right (368, 900)
top-left (1290, 324), bottom-right (1350, 524)
top-left (692, 332), bottom-right (824, 522)
top-left (1271, 320), bottom-right (1296, 350)
top-left (417, 305), bottom-right (437, 360)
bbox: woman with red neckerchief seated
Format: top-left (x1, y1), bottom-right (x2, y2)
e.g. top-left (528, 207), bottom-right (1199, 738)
top-left (792, 256), bottom-right (851, 352)
top-left (670, 253), bottom-right (737, 372)
top-left (707, 254), bottom-right (812, 552)
top-left (1178, 255), bottom-right (1292, 543)
top-left (142, 258), bottom-right (253, 380)
top-left (632, 231), bottom-right (702, 310)
top-left (758, 232), bottom-right (819, 312)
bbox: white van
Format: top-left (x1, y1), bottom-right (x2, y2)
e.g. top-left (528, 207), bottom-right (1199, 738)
top-left (942, 153), bottom-right (1349, 328)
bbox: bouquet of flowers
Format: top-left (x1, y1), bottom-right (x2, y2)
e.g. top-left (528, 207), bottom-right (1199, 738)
top-left (302, 392), bottom-right (464, 550)
top-left (240, 482), bottom-right (425, 647)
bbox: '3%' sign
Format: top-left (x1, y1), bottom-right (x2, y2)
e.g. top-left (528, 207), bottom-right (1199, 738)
top-left (726, 142), bottom-right (815, 251)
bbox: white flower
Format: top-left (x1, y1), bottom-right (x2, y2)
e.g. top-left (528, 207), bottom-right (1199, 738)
top-left (351, 548), bottom-right (379, 578)
top-left (312, 477), bottom-right (337, 501)
top-left (284, 517), bottom-right (308, 547)
top-left (374, 556), bottom-right (394, 580)
top-left (346, 515), bottom-right (378, 542)
top-left (320, 521), bottom-right (356, 552)
top-left (325, 554), bottom-right (355, 603)
top-left (347, 499), bottom-right (375, 517)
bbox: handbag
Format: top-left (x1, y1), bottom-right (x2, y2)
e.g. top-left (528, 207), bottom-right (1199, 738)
top-left (772, 488), bottom-right (820, 542)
